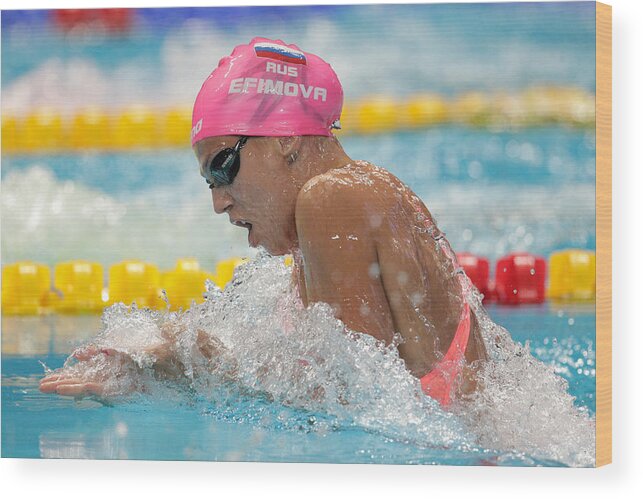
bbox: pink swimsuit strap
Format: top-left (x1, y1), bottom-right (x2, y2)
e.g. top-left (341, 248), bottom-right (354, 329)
top-left (419, 235), bottom-right (472, 407)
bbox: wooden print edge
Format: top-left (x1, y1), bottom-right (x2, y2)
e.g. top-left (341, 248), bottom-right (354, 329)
top-left (595, 0), bottom-right (612, 467)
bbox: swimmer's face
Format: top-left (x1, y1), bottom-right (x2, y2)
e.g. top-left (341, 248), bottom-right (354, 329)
top-left (194, 136), bottom-right (300, 256)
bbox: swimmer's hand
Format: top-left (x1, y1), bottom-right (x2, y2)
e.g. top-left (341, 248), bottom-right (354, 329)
top-left (38, 341), bottom-right (177, 399)
top-left (39, 328), bottom-right (237, 399)
top-left (39, 347), bottom-right (139, 400)
top-left (39, 372), bottom-right (109, 399)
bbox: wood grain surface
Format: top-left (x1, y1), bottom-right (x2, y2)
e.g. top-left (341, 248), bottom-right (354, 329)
top-left (595, 0), bottom-right (612, 468)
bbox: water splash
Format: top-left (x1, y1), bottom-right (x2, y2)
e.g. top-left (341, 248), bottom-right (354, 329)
top-left (454, 286), bottom-right (595, 467)
top-left (51, 252), bottom-right (594, 466)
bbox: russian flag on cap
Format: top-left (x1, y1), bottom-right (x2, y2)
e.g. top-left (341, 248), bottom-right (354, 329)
top-left (254, 42), bottom-right (307, 65)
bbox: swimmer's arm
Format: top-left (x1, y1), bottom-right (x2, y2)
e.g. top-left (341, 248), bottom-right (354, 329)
top-left (295, 180), bottom-right (395, 345)
top-left (290, 250), bottom-right (309, 305)
top-left (148, 326), bottom-right (238, 381)
top-left (39, 348), bottom-right (142, 400)
top-left (40, 328), bottom-right (237, 399)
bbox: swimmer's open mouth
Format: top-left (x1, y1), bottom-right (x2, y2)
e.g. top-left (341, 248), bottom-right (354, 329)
top-left (232, 219), bottom-right (253, 230)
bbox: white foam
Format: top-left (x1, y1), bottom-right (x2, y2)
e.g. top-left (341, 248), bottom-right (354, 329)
top-left (455, 289), bottom-right (595, 466)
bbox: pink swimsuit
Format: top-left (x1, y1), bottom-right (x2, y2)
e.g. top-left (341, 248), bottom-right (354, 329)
top-left (419, 233), bottom-right (472, 407)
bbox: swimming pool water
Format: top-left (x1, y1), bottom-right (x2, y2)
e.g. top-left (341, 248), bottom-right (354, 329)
top-left (1, 126), bottom-right (596, 270)
top-left (1, 125), bottom-right (597, 465)
top-left (1, 304), bottom-right (595, 465)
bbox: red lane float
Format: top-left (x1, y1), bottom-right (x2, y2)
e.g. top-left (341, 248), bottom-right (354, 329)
top-left (51, 9), bottom-right (133, 35)
top-left (51, 10), bottom-right (93, 32)
top-left (97, 9), bottom-right (133, 34)
top-left (456, 252), bottom-right (490, 300)
top-left (494, 252), bottom-right (546, 305)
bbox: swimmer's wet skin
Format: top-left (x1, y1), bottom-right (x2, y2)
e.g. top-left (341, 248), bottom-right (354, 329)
top-left (41, 37), bottom-right (486, 407)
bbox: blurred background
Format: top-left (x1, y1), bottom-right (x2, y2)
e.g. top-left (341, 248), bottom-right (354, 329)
top-left (1, 2), bottom-right (596, 276)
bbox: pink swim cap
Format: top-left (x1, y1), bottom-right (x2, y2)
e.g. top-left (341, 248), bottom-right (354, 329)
top-left (191, 37), bottom-right (343, 146)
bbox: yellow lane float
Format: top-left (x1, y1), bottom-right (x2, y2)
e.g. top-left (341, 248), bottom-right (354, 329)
top-left (214, 257), bottom-right (248, 289)
top-left (450, 92), bottom-right (492, 127)
top-left (54, 260), bottom-right (104, 313)
top-left (2, 262), bottom-right (52, 315)
top-left (69, 108), bottom-right (112, 150)
top-left (332, 102), bottom-right (356, 137)
top-left (1, 87), bottom-right (596, 155)
top-left (22, 109), bottom-right (65, 152)
top-left (112, 106), bottom-right (158, 149)
top-left (2, 115), bottom-right (21, 153)
top-left (161, 258), bottom-right (212, 311)
top-left (108, 260), bottom-right (162, 308)
top-left (354, 95), bottom-right (399, 134)
top-left (548, 249), bottom-right (596, 301)
top-left (162, 108), bottom-right (192, 147)
top-left (2, 249), bottom-right (597, 314)
top-left (404, 94), bottom-right (448, 128)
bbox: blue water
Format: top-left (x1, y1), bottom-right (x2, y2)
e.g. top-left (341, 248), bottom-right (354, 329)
top-left (1, 304), bottom-right (594, 464)
top-left (1, 127), bottom-right (595, 268)
top-left (1, 127), bottom-right (596, 193)
top-left (0, 125), bottom-right (597, 465)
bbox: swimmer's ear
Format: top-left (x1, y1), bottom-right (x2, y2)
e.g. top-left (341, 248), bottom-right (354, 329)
top-left (277, 136), bottom-right (302, 164)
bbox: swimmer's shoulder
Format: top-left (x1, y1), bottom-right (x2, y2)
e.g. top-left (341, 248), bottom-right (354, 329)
top-left (297, 160), bottom-right (403, 214)
top-left (299, 161), bottom-right (441, 241)
top-left (344, 161), bottom-right (439, 230)
top-left (295, 161), bottom-right (394, 242)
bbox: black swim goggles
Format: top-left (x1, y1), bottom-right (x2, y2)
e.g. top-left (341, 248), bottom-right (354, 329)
top-left (203, 136), bottom-right (249, 189)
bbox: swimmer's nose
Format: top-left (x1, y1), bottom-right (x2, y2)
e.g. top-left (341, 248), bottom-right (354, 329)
top-left (211, 188), bottom-right (234, 214)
